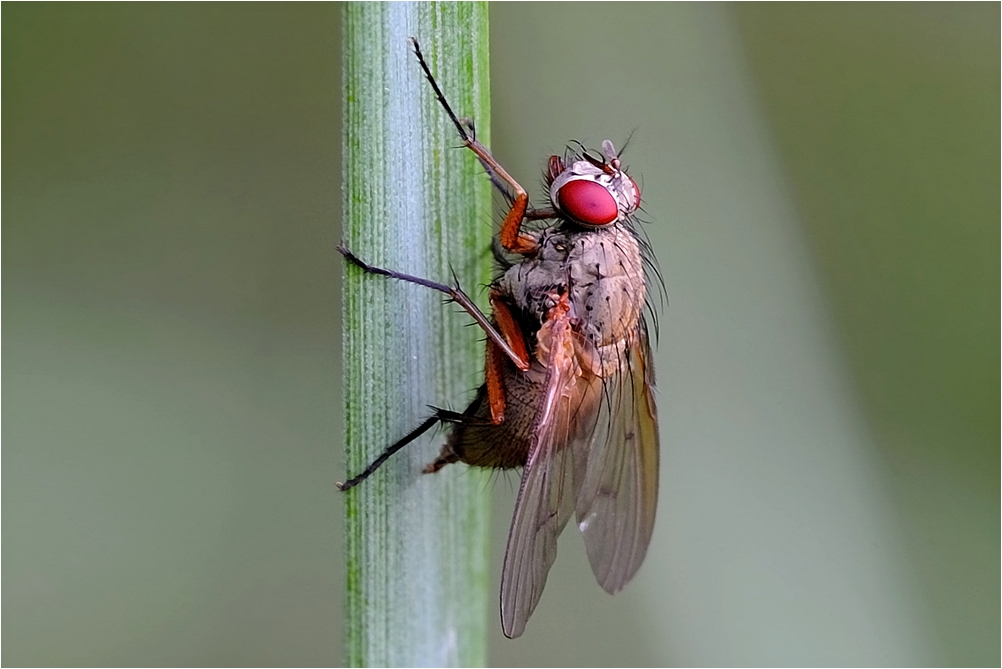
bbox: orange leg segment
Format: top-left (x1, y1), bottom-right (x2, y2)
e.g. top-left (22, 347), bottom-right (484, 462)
top-left (461, 141), bottom-right (537, 254)
top-left (490, 290), bottom-right (530, 370)
top-left (485, 292), bottom-right (531, 424)
top-left (485, 339), bottom-right (507, 424)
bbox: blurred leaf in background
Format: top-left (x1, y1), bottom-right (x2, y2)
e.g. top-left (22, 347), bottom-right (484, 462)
top-left (735, 5), bottom-right (999, 663)
top-left (4, 5), bottom-right (342, 665)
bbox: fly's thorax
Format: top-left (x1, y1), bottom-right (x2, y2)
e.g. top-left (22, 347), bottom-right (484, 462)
top-left (565, 225), bottom-right (646, 350)
top-left (498, 230), bottom-right (576, 328)
top-left (498, 224), bottom-right (646, 374)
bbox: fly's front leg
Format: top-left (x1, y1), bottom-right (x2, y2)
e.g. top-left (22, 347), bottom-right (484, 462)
top-left (462, 140), bottom-right (536, 255)
top-left (410, 39), bottom-right (539, 256)
top-left (338, 244), bottom-right (530, 372)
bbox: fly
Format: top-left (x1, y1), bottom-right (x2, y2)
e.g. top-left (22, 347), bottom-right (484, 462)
top-left (338, 38), bottom-right (661, 640)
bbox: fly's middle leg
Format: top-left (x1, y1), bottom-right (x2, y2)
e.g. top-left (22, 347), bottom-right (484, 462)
top-left (338, 244), bottom-right (529, 370)
top-left (483, 289), bottom-right (531, 424)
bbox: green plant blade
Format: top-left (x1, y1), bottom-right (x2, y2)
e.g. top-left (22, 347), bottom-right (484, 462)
top-left (342, 3), bottom-right (492, 666)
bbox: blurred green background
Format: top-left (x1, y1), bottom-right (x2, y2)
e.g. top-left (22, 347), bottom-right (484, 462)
top-left (3, 3), bottom-right (997, 666)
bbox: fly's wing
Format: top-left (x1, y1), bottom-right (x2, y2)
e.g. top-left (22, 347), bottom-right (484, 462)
top-left (574, 323), bottom-right (660, 594)
top-left (500, 313), bottom-right (582, 639)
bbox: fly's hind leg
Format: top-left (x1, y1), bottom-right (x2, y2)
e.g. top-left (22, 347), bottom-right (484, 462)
top-left (338, 407), bottom-right (490, 491)
top-left (423, 386), bottom-right (494, 474)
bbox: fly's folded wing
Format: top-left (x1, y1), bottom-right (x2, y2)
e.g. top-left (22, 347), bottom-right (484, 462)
top-left (499, 309), bottom-right (582, 639)
top-left (574, 323), bottom-right (660, 594)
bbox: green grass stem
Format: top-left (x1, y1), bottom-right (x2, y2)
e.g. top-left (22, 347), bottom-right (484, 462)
top-left (341, 3), bottom-right (492, 666)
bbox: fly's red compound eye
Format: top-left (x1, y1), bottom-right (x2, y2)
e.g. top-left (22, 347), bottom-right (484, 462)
top-left (556, 179), bottom-right (618, 225)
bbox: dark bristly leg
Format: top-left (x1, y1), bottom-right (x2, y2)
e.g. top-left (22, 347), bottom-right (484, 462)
top-left (337, 244), bottom-right (529, 370)
top-left (337, 416), bottom-right (439, 492)
top-left (337, 407), bottom-right (488, 491)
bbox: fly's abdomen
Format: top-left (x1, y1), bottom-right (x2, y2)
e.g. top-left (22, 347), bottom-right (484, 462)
top-left (442, 359), bottom-right (548, 470)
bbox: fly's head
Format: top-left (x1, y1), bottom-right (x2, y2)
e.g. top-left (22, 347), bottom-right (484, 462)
top-left (547, 140), bottom-right (640, 227)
